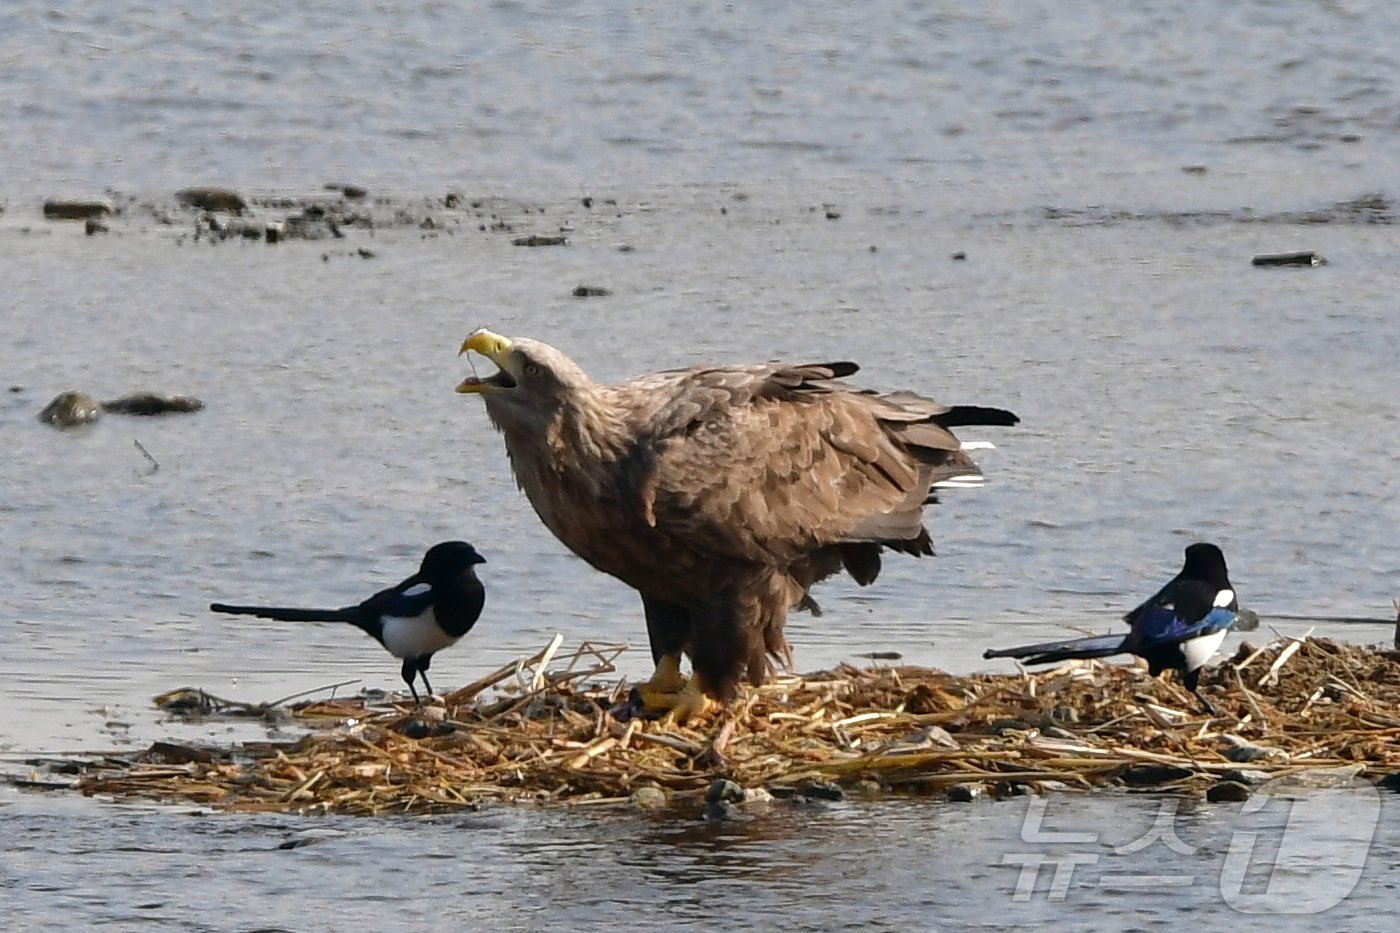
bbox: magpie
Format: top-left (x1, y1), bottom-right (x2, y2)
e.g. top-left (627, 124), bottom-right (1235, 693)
top-left (983, 543), bottom-right (1257, 714)
top-left (211, 541), bottom-right (486, 704)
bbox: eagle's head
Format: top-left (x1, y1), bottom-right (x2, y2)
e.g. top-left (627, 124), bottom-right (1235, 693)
top-left (456, 328), bottom-right (604, 438)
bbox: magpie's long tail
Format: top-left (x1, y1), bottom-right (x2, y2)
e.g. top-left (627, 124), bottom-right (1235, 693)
top-left (983, 633), bottom-right (1128, 666)
top-left (210, 603), bottom-right (354, 623)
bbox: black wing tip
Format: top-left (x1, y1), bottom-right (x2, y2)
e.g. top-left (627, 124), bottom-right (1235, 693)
top-left (826, 361), bottom-right (860, 378)
top-left (938, 406), bottom-right (1020, 428)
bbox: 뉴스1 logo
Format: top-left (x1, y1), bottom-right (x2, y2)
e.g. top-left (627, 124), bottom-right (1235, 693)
top-left (1001, 767), bottom-right (1379, 913)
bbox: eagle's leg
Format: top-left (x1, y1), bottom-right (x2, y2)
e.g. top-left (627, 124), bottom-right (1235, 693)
top-left (630, 597), bottom-right (691, 714)
top-left (632, 652), bottom-right (688, 711)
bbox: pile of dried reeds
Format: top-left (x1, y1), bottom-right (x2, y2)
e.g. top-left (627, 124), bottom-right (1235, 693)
top-left (61, 631), bottom-right (1400, 815)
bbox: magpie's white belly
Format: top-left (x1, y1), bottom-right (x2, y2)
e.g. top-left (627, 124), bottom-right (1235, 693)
top-left (1181, 628), bottom-right (1228, 672)
top-left (380, 611), bottom-right (457, 659)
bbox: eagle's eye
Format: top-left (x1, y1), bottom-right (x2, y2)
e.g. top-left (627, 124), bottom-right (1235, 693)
top-left (524, 364), bottom-right (542, 377)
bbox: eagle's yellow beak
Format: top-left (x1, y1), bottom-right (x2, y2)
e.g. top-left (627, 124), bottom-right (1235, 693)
top-left (456, 329), bottom-right (514, 394)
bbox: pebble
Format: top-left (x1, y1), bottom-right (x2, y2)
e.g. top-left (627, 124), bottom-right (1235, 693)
top-left (572, 284), bottom-right (611, 298)
top-left (705, 778), bottom-right (744, 805)
top-left (947, 783), bottom-right (983, 802)
top-left (1219, 735), bottom-right (1287, 763)
top-left (853, 779), bottom-right (884, 798)
top-left (629, 785), bottom-right (667, 809)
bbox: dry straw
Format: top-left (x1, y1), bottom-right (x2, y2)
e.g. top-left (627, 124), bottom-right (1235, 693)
top-left (68, 632), bottom-right (1400, 815)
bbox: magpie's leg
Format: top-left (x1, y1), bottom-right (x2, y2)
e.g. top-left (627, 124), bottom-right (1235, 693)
top-left (401, 658), bottom-right (423, 705)
top-left (1182, 668), bottom-right (1216, 716)
top-left (419, 667), bottom-right (434, 701)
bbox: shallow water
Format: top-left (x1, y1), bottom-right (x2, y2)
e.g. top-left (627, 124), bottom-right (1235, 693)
top-left (2, 783), bottom-right (1396, 931)
top-left (4, 0), bottom-right (1400, 928)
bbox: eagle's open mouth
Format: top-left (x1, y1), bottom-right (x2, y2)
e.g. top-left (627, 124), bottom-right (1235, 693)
top-left (456, 329), bottom-right (517, 394)
top-left (456, 367), bottom-right (516, 392)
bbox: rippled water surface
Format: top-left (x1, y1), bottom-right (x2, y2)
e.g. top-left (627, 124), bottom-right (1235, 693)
top-left (3, 1), bottom-right (1400, 929)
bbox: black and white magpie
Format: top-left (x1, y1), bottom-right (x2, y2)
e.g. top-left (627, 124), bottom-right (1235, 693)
top-left (211, 541), bottom-right (487, 704)
top-left (983, 543), bottom-right (1257, 713)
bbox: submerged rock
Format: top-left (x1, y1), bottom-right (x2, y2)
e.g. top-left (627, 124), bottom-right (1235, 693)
top-left (100, 392), bottom-right (204, 416)
top-left (176, 187), bottom-right (247, 213)
top-left (38, 391), bottom-right (103, 427)
top-left (43, 198), bottom-right (114, 220)
top-left (38, 391), bottom-right (205, 428)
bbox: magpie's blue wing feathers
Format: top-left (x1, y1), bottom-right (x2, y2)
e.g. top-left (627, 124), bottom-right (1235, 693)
top-left (1133, 605), bottom-right (1238, 651)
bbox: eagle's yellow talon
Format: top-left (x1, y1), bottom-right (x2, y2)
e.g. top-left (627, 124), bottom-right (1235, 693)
top-left (656, 677), bottom-right (717, 727)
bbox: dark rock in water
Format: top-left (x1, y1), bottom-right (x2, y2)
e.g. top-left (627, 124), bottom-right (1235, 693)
top-left (1205, 780), bottom-right (1253, 803)
top-left (947, 782), bottom-right (984, 802)
top-left (1376, 772), bottom-right (1400, 792)
top-left (100, 393), bottom-right (204, 416)
top-left (1251, 250), bottom-right (1326, 267)
top-left (325, 183), bottom-right (367, 200)
top-left (798, 779), bottom-right (845, 801)
top-left (84, 217), bottom-right (109, 235)
top-left (572, 284), bottom-right (611, 298)
top-left (38, 391), bottom-right (103, 428)
top-left (993, 780), bottom-right (1034, 799)
top-left (43, 198), bottom-right (113, 220)
top-left (704, 800), bottom-right (739, 822)
top-left (512, 234), bottom-right (567, 247)
top-left (146, 740), bottom-right (214, 765)
top-left (1120, 763), bottom-right (1195, 786)
top-left (176, 187), bottom-right (247, 214)
top-left (705, 778), bottom-right (744, 805)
